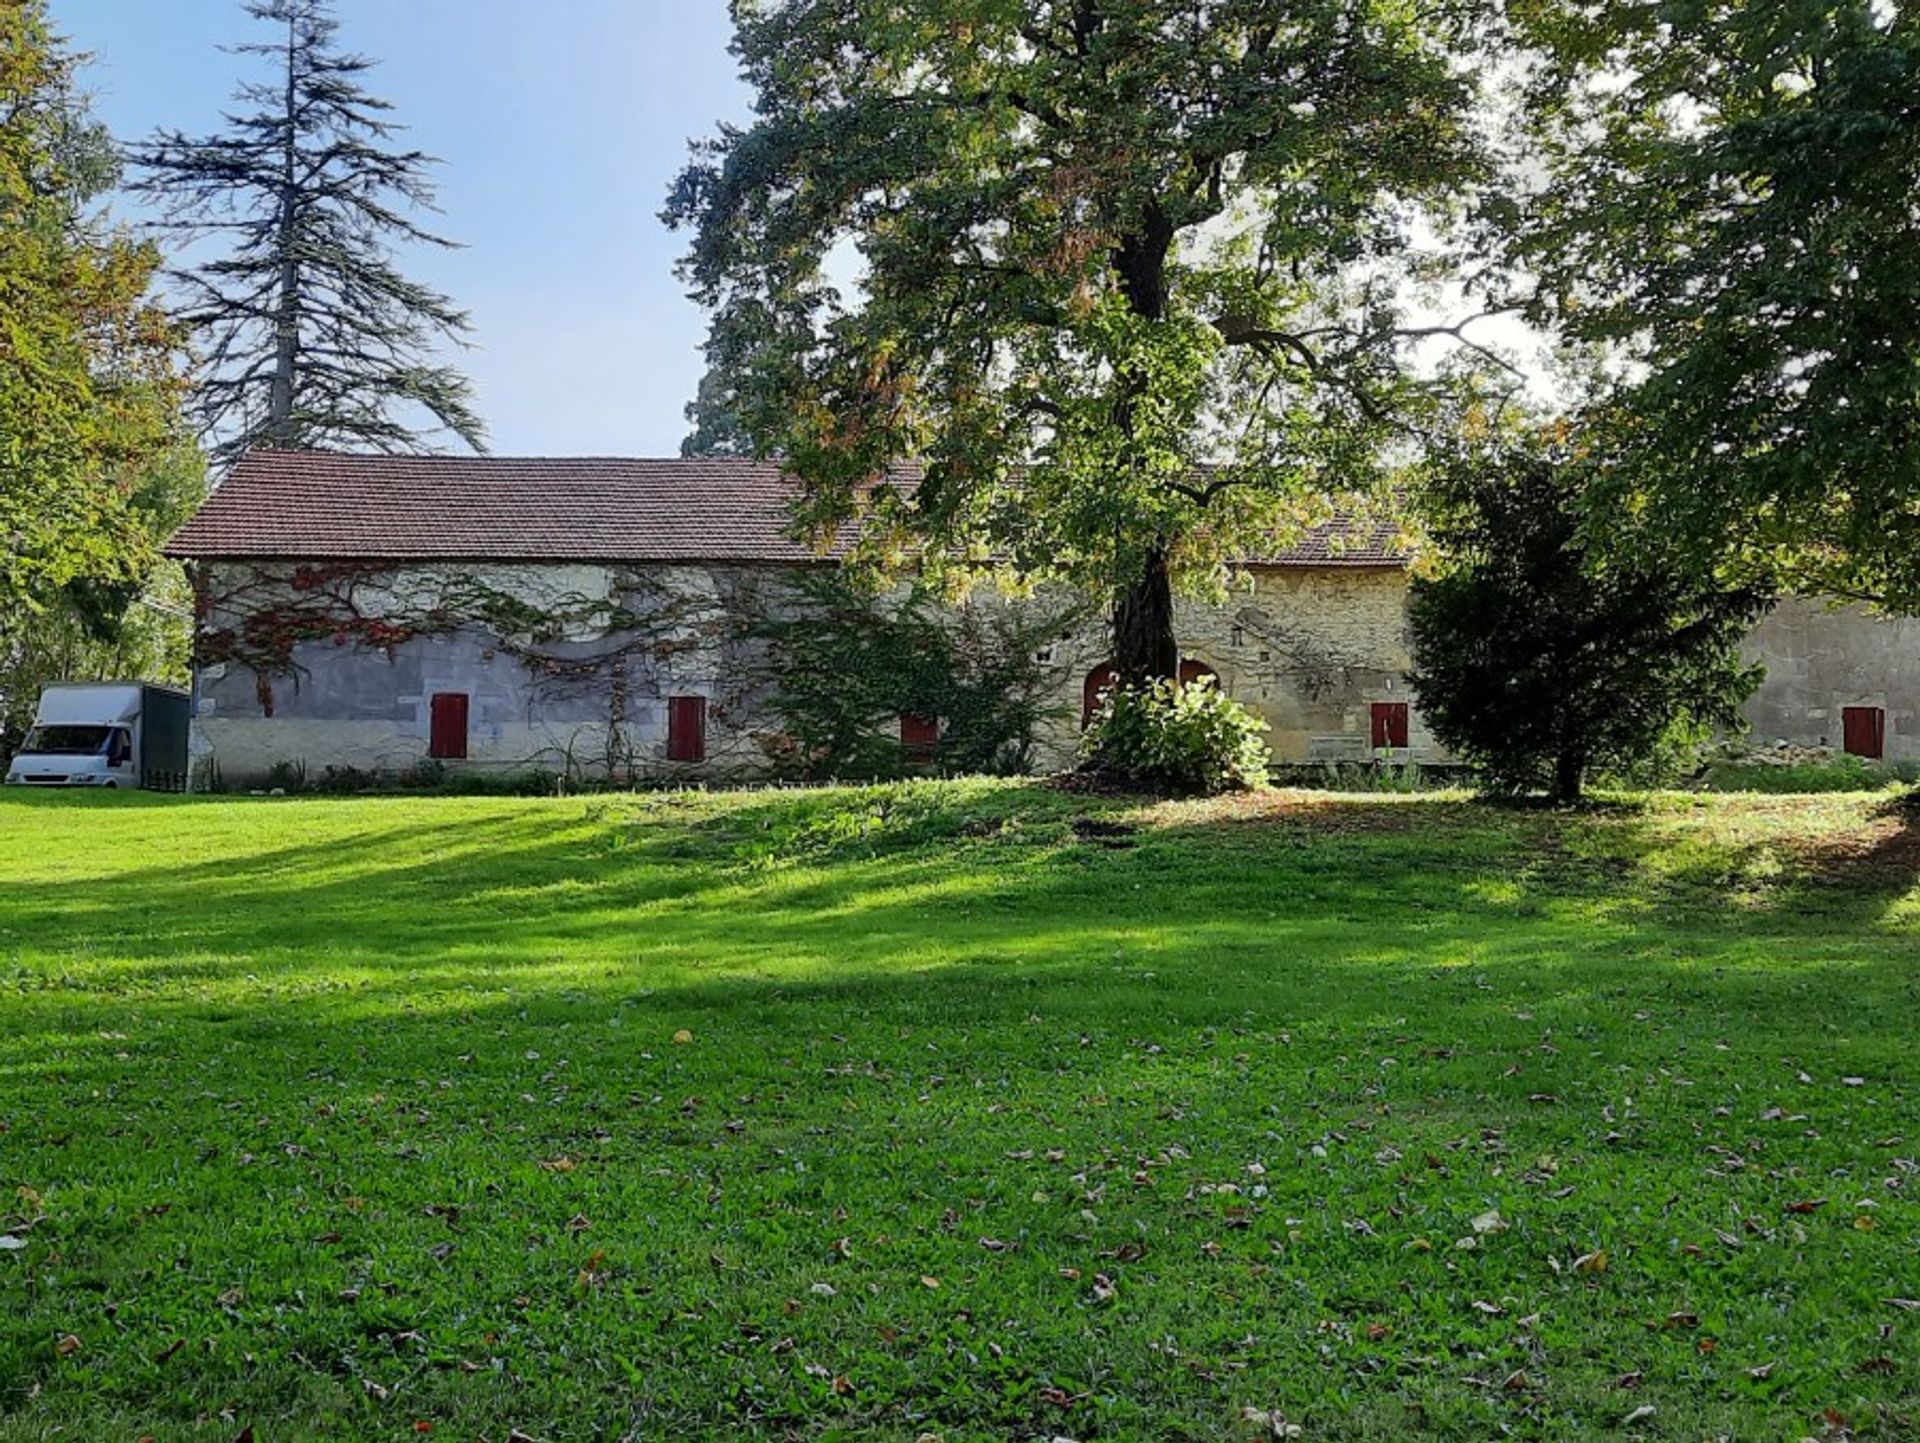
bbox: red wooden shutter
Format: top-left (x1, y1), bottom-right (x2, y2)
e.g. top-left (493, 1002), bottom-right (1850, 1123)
top-left (1371, 702), bottom-right (1410, 750)
top-left (900, 713), bottom-right (939, 762)
top-left (1082, 663), bottom-right (1120, 728)
top-left (667, 696), bottom-right (707, 763)
top-left (429, 692), bottom-right (469, 760)
top-left (1843, 706), bottom-right (1886, 760)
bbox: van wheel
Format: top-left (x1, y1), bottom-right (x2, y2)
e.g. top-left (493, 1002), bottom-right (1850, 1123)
top-left (102, 781), bottom-right (117, 789)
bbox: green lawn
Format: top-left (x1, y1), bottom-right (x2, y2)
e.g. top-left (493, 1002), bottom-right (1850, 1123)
top-left (1, 783), bottom-right (1916, 1441)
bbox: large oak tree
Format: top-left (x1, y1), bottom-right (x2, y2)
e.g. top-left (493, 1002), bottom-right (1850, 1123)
top-left (669, 0), bottom-right (1501, 681)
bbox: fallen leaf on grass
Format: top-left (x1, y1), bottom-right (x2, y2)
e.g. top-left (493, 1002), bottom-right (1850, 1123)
top-left (1470, 1209), bottom-right (1507, 1235)
top-left (538, 1156), bottom-right (575, 1174)
top-left (672, 1030), bottom-right (693, 1045)
top-left (1574, 1250), bottom-right (1608, 1275)
top-left (54, 1334), bottom-right (80, 1357)
top-left (1623, 1404), bottom-right (1656, 1425)
top-left (920, 1275), bottom-right (940, 1289)
top-left (1747, 1362), bottom-right (1775, 1381)
top-left (1786, 1199), bottom-right (1828, 1215)
top-left (1857, 1356), bottom-right (1896, 1375)
top-left (153, 1338), bottom-right (185, 1365)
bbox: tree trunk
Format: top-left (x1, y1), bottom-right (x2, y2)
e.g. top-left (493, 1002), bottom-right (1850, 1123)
top-left (1113, 542), bottom-right (1179, 685)
top-left (266, 9), bottom-right (299, 445)
top-left (1552, 749), bottom-right (1584, 805)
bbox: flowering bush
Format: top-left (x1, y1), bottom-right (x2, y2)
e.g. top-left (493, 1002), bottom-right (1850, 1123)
top-left (1080, 676), bottom-right (1270, 795)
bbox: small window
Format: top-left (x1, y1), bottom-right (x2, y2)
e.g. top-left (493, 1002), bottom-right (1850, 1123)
top-left (900, 713), bottom-right (940, 763)
top-left (1842, 705), bottom-right (1886, 760)
top-left (429, 692), bottom-right (469, 760)
top-left (1371, 701), bottom-right (1410, 751)
top-left (667, 695), bottom-right (707, 763)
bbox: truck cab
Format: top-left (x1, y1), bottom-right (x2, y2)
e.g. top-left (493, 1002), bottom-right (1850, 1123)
top-left (7, 722), bottom-right (136, 787)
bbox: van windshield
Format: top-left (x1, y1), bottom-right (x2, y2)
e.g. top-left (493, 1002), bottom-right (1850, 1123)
top-left (21, 725), bottom-right (113, 756)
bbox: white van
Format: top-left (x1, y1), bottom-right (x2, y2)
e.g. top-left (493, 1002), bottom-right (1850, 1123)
top-left (5, 683), bottom-right (191, 790)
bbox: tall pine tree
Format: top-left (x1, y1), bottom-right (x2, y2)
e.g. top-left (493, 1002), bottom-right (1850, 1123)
top-left (132, 0), bottom-right (484, 460)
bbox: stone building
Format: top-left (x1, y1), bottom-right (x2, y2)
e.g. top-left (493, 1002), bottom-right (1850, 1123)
top-left (165, 451), bottom-right (1436, 787)
top-left (164, 450), bottom-right (1917, 787)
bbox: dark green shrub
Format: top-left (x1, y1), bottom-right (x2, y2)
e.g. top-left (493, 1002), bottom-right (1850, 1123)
top-left (743, 573), bottom-right (1087, 781)
top-left (1080, 677), bottom-right (1270, 795)
top-left (1409, 431), bottom-right (1767, 803)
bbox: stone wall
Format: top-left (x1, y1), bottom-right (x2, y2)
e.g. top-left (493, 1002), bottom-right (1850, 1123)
top-left (187, 558), bottom-right (1442, 787)
top-left (1740, 597), bottom-right (1920, 761)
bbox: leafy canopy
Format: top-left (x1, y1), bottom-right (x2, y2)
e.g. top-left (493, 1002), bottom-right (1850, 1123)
top-left (1512, 1), bottom-right (1920, 606)
top-left (0, 0), bottom-right (190, 645)
top-left (669, 0), bottom-right (1499, 617)
top-left (1408, 428), bottom-right (1767, 802)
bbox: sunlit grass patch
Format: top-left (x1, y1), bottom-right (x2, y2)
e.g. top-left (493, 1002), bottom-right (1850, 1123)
top-left (0, 783), bottom-right (1915, 1441)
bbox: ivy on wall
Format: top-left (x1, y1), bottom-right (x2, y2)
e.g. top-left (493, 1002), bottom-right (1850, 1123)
top-left (739, 571), bottom-right (1090, 779)
top-left (194, 562), bottom-right (732, 720)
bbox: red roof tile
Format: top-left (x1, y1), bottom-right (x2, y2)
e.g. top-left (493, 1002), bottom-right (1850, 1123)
top-left (165, 450), bottom-right (1409, 568)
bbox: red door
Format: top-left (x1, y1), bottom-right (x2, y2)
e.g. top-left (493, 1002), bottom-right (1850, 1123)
top-left (1179, 659), bottom-right (1218, 687)
top-left (900, 714), bottom-right (939, 762)
top-left (1843, 706), bottom-right (1886, 760)
top-left (667, 696), bottom-right (707, 763)
top-left (1371, 702), bottom-right (1410, 750)
top-left (1082, 664), bottom-right (1120, 728)
top-left (429, 692), bottom-right (469, 760)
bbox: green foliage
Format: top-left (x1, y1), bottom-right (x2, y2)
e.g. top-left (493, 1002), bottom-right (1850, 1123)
top-left (1512, 1), bottom-right (1920, 607)
top-left (1702, 753), bottom-right (1905, 794)
top-left (1080, 676), bottom-right (1270, 796)
top-left (1276, 760), bottom-right (1463, 795)
top-left (742, 571), bottom-right (1084, 780)
top-left (0, 445), bottom-right (205, 751)
top-left (132, 0), bottom-right (483, 458)
top-left (667, 0), bottom-right (1498, 674)
top-left (5, 786), bottom-right (1918, 1440)
top-left (1409, 429), bottom-right (1767, 803)
top-left (679, 356), bottom-right (753, 457)
top-left (0, 0), bottom-right (191, 653)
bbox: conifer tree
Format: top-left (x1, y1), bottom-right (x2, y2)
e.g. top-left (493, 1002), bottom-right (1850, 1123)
top-left (133, 0), bottom-right (484, 459)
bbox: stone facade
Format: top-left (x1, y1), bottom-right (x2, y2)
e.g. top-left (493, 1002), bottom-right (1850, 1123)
top-left (186, 554), bottom-right (1920, 788)
top-left (1739, 596), bottom-right (1920, 761)
top-left (187, 557), bottom-right (1440, 787)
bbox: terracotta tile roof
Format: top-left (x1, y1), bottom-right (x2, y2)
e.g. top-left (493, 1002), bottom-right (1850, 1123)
top-left (165, 450), bottom-right (1410, 568)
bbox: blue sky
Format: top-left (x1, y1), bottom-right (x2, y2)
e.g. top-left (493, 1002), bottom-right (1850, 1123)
top-left (52, 0), bottom-right (751, 456)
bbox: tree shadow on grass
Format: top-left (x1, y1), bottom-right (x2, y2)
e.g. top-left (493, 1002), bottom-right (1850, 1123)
top-left (2, 786), bottom-right (1913, 1047)
top-left (5, 790), bottom-right (1919, 1440)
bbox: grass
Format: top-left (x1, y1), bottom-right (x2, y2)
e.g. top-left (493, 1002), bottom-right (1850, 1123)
top-left (1, 781), bottom-right (1916, 1442)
